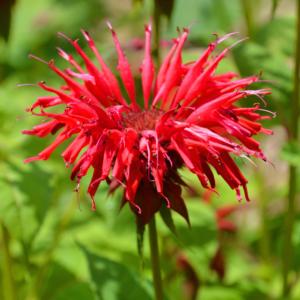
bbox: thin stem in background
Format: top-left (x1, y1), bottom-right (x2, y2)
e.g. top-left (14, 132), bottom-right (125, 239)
top-left (148, 216), bottom-right (164, 300)
top-left (153, 0), bottom-right (161, 66)
top-left (257, 173), bottom-right (271, 264)
top-left (1, 223), bottom-right (16, 300)
top-left (282, 0), bottom-right (300, 296)
top-left (241, 0), bottom-right (255, 37)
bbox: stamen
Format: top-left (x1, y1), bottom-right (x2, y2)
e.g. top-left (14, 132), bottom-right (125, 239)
top-left (257, 108), bottom-right (277, 118)
top-left (16, 83), bottom-right (38, 87)
top-left (228, 37), bottom-right (249, 50)
top-left (57, 31), bottom-right (72, 42)
top-left (28, 54), bottom-right (48, 65)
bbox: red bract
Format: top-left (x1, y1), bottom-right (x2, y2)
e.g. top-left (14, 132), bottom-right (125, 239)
top-left (23, 25), bottom-right (272, 225)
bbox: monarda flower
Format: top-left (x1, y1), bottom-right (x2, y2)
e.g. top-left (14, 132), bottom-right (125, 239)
top-left (23, 24), bottom-right (272, 225)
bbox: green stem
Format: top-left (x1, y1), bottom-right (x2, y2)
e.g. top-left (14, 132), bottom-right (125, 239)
top-left (282, 0), bottom-right (300, 296)
top-left (241, 0), bottom-right (254, 37)
top-left (153, 0), bottom-right (161, 66)
top-left (1, 223), bottom-right (16, 300)
top-left (148, 216), bottom-right (164, 300)
top-left (149, 2), bottom-right (163, 298)
top-left (258, 174), bottom-right (270, 264)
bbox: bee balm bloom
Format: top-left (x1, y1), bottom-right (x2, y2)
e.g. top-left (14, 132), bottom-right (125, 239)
top-left (23, 25), bottom-right (272, 225)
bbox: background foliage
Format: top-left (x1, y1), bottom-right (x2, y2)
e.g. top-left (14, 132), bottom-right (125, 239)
top-left (0, 0), bottom-right (298, 299)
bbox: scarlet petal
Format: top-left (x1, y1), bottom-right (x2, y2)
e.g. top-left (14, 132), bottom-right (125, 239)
top-left (161, 29), bottom-right (189, 108)
top-left (25, 130), bottom-right (69, 163)
top-left (81, 30), bottom-right (127, 106)
top-left (22, 120), bottom-right (62, 137)
top-left (155, 39), bottom-right (178, 93)
top-left (141, 25), bottom-right (154, 109)
top-left (125, 156), bottom-right (143, 204)
top-left (108, 23), bottom-right (138, 109)
top-left (62, 134), bottom-right (89, 164)
top-left (101, 131), bottom-right (122, 178)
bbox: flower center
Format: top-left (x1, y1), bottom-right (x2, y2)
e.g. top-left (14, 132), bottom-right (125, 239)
top-left (122, 109), bottom-right (163, 131)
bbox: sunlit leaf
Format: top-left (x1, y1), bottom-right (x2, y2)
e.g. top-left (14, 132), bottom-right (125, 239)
top-left (80, 245), bottom-right (153, 300)
top-left (41, 262), bottom-right (95, 300)
top-left (199, 286), bottom-right (243, 300)
top-left (11, 163), bottom-right (53, 222)
top-left (175, 201), bottom-right (217, 248)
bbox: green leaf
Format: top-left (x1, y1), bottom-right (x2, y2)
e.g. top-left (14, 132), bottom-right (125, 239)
top-left (0, 162), bottom-right (39, 242)
top-left (175, 201), bottom-right (217, 248)
top-left (80, 245), bottom-right (153, 300)
top-left (40, 262), bottom-right (95, 300)
top-left (12, 163), bottom-right (54, 223)
top-left (199, 286), bottom-right (243, 300)
top-left (170, 201), bottom-right (217, 279)
top-left (53, 282), bottom-right (95, 300)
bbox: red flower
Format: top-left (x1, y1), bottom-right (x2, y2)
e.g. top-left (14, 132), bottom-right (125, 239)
top-left (23, 24), bottom-right (272, 225)
top-left (216, 205), bottom-right (238, 233)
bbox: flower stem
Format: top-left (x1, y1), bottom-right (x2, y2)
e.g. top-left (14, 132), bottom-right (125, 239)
top-left (149, 2), bottom-right (163, 298)
top-left (148, 216), bottom-right (164, 300)
top-left (282, 0), bottom-right (300, 296)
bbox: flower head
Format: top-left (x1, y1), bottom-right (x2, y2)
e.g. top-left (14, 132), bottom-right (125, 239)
top-left (23, 24), bottom-right (272, 225)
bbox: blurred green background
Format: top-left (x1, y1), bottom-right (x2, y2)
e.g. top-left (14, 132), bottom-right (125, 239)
top-left (0, 0), bottom-right (299, 299)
